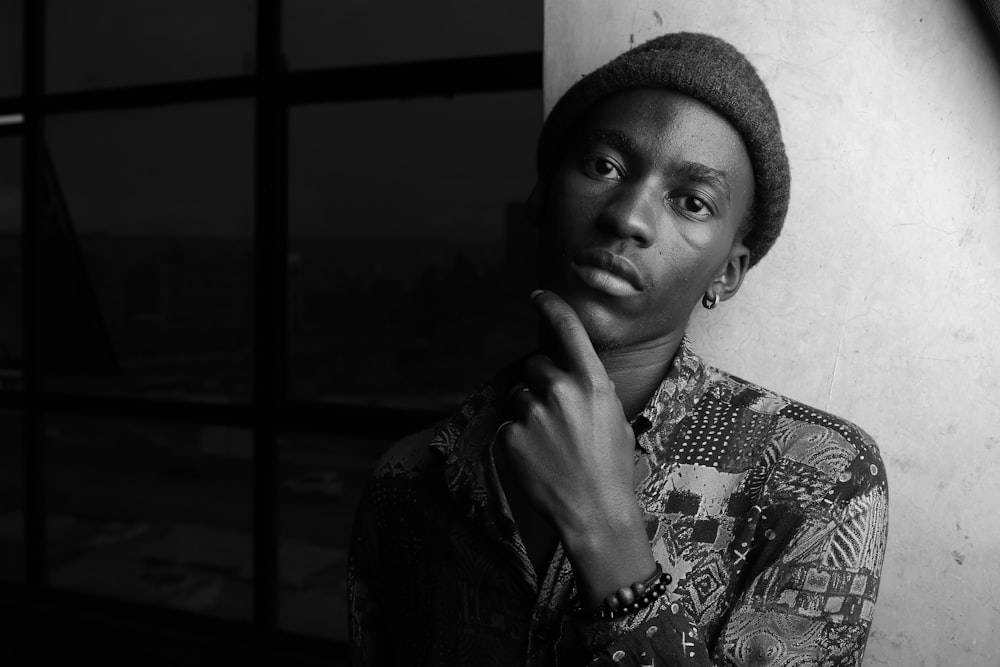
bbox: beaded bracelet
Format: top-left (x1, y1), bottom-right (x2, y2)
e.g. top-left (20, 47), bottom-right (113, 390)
top-left (569, 563), bottom-right (673, 622)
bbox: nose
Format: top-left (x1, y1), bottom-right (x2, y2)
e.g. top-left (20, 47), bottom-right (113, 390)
top-left (597, 179), bottom-right (658, 247)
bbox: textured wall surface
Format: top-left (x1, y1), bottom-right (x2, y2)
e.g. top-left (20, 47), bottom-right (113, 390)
top-left (544, 1), bottom-right (1000, 664)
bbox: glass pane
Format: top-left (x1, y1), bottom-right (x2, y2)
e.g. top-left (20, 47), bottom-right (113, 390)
top-left (0, 137), bottom-right (20, 392)
top-left (283, 0), bottom-right (542, 70)
top-left (46, 0), bottom-right (255, 93)
top-left (288, 91), bottom-right (542, 408)
top-left (42, 102), bottom-right (254, 401)
top-left (0, 409), bottom-right (23, 581)
top-left (277, 432), bottom-right (392, 640)
top-left (45, 415), bottom-right (253, 621)
top-left (0, 0), bottom-right (23, 98)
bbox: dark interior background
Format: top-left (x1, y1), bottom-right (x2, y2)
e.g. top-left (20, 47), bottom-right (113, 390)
top-left (0, 1), bottom-right (542, 664)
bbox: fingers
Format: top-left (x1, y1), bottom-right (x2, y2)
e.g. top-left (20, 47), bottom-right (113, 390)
top-left (505, 383), bottom-right (535, 422)
top-left (505, 353), bottom-right (560, 424)
top-left (507, 351), bottom-right (609, 424)
top-left (530, 290), bottom-right (604, 380)
top-left (521, 353), bottom-right (560, 392)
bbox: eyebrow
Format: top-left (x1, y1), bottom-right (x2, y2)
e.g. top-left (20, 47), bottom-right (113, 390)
top-left (673, 160), bottom-right (731, 204)
top-left (580, 128), bottom-right (731, 203)
top-left (580, 128), bottom-right (644, 160)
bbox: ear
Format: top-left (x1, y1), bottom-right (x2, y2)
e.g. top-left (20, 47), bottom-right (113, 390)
top-left (710, 241), bottom-right (750, 303)
top-left (525, 182), bottom-right (544, 228)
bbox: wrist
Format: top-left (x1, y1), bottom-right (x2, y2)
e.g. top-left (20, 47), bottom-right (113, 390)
top-left (570, 562), bottom-right (672, 622)
top-left (553, 482), bottom-right (640, 539)
top-left (559, 500), bottom-right (656, 606)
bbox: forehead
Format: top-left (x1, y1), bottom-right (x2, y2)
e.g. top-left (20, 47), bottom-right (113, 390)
top-left (570, 88), bottom-right (751, 178)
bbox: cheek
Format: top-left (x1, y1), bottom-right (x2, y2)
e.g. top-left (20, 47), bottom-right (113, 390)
top-left (649, 269), bottom-right (700, 319)
top-left (665, 223), bottom-right (737, 281)
top-left (672, 221), bottom-right (725, 253)
top-left (641, 248), bottom-right (717, 321)
top-left (651, 240), bottom-right (716, 288)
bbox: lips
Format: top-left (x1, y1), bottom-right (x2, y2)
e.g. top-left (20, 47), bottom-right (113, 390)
top-left (571, 248), bottom-right (646, 295)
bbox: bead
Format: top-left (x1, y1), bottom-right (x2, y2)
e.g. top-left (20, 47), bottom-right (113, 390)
top-left (569, 565), bottom-right (675, 622)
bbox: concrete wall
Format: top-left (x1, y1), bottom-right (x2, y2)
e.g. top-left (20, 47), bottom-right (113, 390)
top-left (544, 2), bottom-right (1000, 665)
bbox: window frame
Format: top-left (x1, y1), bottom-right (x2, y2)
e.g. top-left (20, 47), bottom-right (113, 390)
top-left (0, 0), bottom-right (541, 656)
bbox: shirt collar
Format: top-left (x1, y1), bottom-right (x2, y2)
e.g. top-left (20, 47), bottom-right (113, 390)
top-left (632, 336), bottom-right (712, 453)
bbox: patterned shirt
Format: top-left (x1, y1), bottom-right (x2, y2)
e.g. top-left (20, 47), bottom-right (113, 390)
top-left (348, 340), bottom-right (888, 666)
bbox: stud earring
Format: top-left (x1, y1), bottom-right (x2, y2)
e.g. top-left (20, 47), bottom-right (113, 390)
top-left (702, 292), bottom-right (720, 310)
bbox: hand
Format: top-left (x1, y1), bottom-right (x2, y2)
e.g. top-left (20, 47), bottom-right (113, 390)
top-left (497, 291), bottom-right (655, 603)
top-left (498, 290), bottom-right (637, 535)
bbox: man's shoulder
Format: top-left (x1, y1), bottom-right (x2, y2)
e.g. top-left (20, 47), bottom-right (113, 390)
top-left (703, 366), bottom-right (884, 480)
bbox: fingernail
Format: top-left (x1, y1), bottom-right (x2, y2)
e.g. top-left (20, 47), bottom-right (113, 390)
top-left (529, 289), bottom-right (545, 300)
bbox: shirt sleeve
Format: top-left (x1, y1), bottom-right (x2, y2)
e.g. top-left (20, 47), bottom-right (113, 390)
top-left (572, 435), bottom-right (889, 667)
top-left (712, 446), bottom-right (888, 666)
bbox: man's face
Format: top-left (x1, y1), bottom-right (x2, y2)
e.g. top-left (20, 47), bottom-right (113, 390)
top-left (535, 88), bottom-right (754, 352)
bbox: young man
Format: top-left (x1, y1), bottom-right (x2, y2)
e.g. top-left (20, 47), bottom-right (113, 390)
top-left (348, 33), bottom-right (888, 666)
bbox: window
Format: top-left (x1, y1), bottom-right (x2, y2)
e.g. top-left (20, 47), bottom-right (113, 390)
top-left (0, 0), bottom-right (541, 657)
top-left (45, 0), bottom-right (255, 92)
top-left (287, 92), bottom-right (540, 407)
top-left (42, 103), bottom-right (254, 400)
top-left (0, 0), bottom-right (23, 98)
top-left (283, 0), bottom-right (541, 69)
top-left (45, 415), bottom-right (254, 621)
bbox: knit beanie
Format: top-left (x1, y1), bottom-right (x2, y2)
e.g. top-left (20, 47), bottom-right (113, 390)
top-left (537, 32), bottom-right (790, 268)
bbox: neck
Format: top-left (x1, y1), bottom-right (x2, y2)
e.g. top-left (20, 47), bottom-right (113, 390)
top-left (599, 332), bottom-right (685, 420)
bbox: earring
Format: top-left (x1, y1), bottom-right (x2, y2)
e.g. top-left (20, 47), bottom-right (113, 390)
top-left (702, 292), bottom-right (720, 310)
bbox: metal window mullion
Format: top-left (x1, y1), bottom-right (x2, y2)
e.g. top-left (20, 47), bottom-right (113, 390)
top-left (21, 0), bottom-right (45, 589)
top-left (284, 52), bottom-right (542, 105)
top-left (252, 0), bottom-right (286, 634)
top-left (0, 52), bottom-right (544, 119)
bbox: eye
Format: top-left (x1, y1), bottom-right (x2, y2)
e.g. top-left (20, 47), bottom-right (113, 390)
top-left (668, 194), bottom-right (715, 219)
top-left (581, 155), bottom-right (625, 181)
